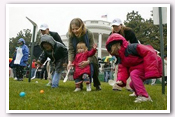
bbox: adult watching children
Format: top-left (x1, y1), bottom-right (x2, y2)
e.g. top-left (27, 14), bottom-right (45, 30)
top-left (109, 18), bottom-right (139, 93)
top-left (39, 23), bottom-right (65, 46)
top-left (67, 18), bottom-right (101, 91)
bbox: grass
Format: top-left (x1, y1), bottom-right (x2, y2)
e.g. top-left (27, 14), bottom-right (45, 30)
top-left (8, 77), bottom-right (167, 111)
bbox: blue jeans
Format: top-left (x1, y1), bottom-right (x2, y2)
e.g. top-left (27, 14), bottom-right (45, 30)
top-left (31, 68), bottom-right (36, 77)
top-left (52, 71), bottom-right (61, 88)
top-left (104, 71), bottom-right (111, 82)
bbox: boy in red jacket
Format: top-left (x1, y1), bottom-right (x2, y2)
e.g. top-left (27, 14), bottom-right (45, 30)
top-left (106, 33), bottom-right (162, 103)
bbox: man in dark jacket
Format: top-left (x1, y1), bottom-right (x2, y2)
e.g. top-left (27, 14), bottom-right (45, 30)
top-left (33, 23), bottom-right (66, 59)
top-left (39, 23), bottom-right (65, 46)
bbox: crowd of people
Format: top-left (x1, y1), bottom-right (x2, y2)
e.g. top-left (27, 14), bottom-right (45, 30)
top-left (9, 17), bottom-right (166, 103)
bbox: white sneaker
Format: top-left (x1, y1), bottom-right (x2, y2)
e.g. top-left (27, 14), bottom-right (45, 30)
top-left (74, 88), bottom-right (81, 92)
top-left (86, 84), bottom-right (91, 92)
top-left (14, 77), bottom-right (17, 80)
top-left (129, 92), bottom-right (136, 97)
top-left (134, 96), bottom-right (153, 103)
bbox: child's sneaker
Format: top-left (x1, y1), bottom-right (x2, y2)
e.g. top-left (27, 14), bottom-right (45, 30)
top-left (74, 88), bottom-right (81, 92)
top-left (86, 84), bottom-right (91, 92)
top-left (129, 92), bottom-right (136, 97)
top-left (134, 96), bottom-right (153, 103)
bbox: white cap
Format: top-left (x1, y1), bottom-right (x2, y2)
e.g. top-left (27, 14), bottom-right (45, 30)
top-left (39, 23), bottom-right (49, 30)
top-left (111, 18), bottom-right (122, 26)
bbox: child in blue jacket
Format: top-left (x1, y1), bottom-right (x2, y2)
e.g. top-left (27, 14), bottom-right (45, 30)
top-left (13, 38), bottom-right (29, 81)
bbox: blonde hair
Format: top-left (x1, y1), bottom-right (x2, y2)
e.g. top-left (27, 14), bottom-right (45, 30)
top-left (77, 42), bottom-right (88, 52)
top-left (68, 18), bottom-right (86, 38)
top-left (111, 42), bottom-right (121, 54)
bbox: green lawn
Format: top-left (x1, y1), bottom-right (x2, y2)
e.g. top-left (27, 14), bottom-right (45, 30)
top-left (8, 78), bottom-right (167, 110)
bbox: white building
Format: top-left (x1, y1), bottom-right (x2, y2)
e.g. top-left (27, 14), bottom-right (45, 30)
top-left (61, 20), bottom-right (112, 59)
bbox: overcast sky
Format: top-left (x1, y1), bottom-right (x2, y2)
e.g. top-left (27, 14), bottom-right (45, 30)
top-left (7, 4), bottom-right (159, 38)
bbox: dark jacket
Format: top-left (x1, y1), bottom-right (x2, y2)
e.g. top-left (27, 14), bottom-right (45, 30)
top-left (33, 31), bottom-right (65, 59)
top-left (104, 63), bottom-right (111, 71)
top-left (109, 29), bottom-right (138, 43)
top-left (49, 31), bottom-right (65, 46)
top-left (38, 35), bottom-right (68, 73)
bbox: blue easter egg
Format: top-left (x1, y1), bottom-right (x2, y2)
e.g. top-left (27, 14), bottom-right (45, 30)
top-left (19, 92), bottom-right (26, 97)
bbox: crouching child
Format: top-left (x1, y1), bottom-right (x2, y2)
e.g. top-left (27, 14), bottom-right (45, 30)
top-left (37, 35), bottom-right (68, 88)
top-left (105, 33), bottom-right (162, 103)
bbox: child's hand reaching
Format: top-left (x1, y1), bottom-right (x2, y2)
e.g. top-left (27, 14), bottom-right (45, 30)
top-left (93, 44), bottom-right (97, 49)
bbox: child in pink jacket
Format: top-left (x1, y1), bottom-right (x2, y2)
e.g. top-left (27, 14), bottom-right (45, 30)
top-left (71, 42), bottom-right (97, 92)
top-left (106, 33), bottom-right (162, 103)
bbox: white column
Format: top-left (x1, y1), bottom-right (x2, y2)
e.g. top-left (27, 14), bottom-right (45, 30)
top-left (98, 33), bottom-right (102, 58)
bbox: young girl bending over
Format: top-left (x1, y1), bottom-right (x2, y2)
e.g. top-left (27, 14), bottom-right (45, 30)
top-left (106, 33), bottom-right (162, 103)
top-left (70, 42), bottom-right (97, 92)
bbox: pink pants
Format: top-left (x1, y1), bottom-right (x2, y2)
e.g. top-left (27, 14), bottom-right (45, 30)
top-left (129, 69), bottom-right (149, 98)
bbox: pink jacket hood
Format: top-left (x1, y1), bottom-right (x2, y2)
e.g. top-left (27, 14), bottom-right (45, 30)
top-left (106, 33), bottom-right (129, 55)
